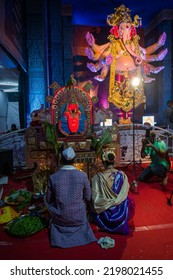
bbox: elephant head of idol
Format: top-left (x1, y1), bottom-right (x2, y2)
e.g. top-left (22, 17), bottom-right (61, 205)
top-left (108, 5), bottom-right (142, 66)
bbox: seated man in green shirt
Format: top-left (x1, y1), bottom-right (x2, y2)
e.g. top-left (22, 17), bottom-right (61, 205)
top-left (138, 131), bottom-right (170, 186)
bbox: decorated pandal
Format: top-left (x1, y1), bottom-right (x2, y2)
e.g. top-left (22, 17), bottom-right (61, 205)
top-left (24, 3), bottom-right (171, 193)
top-left (1, 4), bottom-right (173, 238)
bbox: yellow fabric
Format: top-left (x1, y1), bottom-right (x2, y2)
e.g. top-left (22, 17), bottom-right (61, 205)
top-left (0, 206), bottom-right (19, 224)
top-left (91, 169), bottom-right (129, 214)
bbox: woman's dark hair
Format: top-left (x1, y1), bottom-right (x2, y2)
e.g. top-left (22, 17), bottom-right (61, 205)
top-left (103, 153), bottom-right (115, 168)
top-left (107, 153), bottom-right (115, 163)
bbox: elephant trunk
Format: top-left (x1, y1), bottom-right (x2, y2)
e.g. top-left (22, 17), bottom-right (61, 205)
top-left (122, 33), bottom-right (142, 65)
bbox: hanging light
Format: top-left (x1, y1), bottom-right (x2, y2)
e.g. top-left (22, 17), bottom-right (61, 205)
top-left (132, 77), bottom-right (140, 87)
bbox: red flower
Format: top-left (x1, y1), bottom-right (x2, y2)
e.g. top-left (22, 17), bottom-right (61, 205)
top-left (110, 26), bottom-right (119, 38)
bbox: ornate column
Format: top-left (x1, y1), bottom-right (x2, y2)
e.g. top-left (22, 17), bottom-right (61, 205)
top-left (49, 1), bottom-right (73, 87)
top-left (26, 0), bottom-right (47, 125)
top-left (26, 0), bottom-right (73, 125)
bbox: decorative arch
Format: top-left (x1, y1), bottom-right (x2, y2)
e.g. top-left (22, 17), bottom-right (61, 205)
top-left (51, 85), bottom-right (93, 137)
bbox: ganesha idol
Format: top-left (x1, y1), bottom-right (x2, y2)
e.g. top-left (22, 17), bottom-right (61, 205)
top-left (85, 4), bottom-right (168, 123)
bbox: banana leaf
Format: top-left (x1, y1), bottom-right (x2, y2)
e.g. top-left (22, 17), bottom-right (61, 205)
top-left (94, 128), bottom-right (112, 156)
top-left (44, 121), bottom-right (59, 155)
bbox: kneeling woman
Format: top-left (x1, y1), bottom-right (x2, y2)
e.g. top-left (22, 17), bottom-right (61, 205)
top-left (91, 150), bottom-right (135, 234)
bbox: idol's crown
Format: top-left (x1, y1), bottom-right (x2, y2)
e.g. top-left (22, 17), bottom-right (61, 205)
top-left (107, 4), bottom-right (140, 27)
